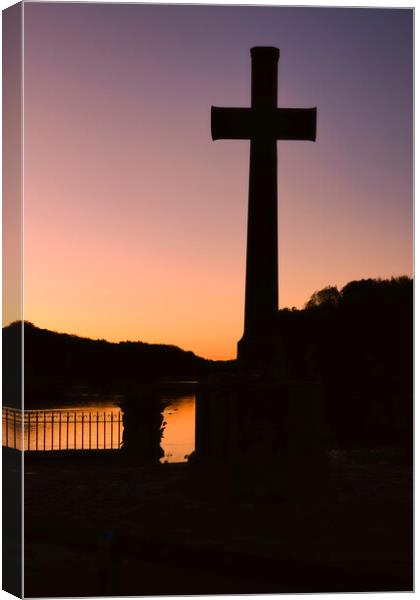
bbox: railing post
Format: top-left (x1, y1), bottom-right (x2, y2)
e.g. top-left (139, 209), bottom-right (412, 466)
top-left (89, 412), bottom-right (92, 450)
top-left (44, 412), bottom-right (46, 450)
top-left (59, 411), bottom-right (62, 450)
top-left (81, 413), bottom-right (84, 450)
top-left (27, 413), bottom-right (31, 451)
top-left (111, 412), bottom-right (114, 449)
top-left (35, 413), bottom-right (39, 451)
top-left (118, 412), bottom-right (121, 449)
top-left (96, 411), bottom-right (99, 450)
top-left (74, 413), bottom-right (77, 449)
top-left (14, 411), bottom-right (17, 449)
top-left (51, 412), bottom-right (54, 450)
top-left (6, 410), bottom-right (9, 447)
top-left (104, 413), bottom-right (106, 449)
top-left (66, 412), bottom-right (70, 450)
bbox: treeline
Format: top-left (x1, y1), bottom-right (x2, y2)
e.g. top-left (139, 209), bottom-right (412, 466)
top-left (3, 276), bottom-right (413, 450)
top-left (274, 276), bottom-right (413, 449)
top-left (3, 322), bottom-right (232, 406)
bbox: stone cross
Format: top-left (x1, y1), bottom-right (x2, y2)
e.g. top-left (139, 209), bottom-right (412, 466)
top-left (211, 47), bottom-right (317, 365)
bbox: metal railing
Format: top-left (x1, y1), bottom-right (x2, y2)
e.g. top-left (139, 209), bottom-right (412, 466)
top-left (2, 407), bottom-right (123, 451)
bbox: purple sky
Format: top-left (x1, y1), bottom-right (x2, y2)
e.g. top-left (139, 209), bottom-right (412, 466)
top-left (21, 4), bottom-right (413, 358)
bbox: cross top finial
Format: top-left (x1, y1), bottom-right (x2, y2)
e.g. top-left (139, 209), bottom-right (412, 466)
top-left (250, 46), bottom-right (279, 59)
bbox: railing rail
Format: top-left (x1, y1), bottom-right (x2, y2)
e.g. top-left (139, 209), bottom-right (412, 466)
top-left (2, 407), bottom-right (123, 452)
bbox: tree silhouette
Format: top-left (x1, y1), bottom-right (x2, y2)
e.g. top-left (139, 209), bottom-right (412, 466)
top-left (305, 286), bottom-right (340, 309)
top-left (3, 276), bottom-right (412, 452)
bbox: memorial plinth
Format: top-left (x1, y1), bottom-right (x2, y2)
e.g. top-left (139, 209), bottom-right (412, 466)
top-left (194, 376), bottom-right (327, 498)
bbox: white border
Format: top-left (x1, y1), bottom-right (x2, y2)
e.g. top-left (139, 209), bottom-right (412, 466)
top-left (0, 2), bottom-right (415, 600)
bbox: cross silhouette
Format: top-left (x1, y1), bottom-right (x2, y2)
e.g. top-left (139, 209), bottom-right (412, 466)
top-left (211, 46), bottom-right (317, 364)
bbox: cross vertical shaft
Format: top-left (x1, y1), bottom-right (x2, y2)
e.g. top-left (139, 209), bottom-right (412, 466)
top-left (244, 47), bottom-right (279, 339)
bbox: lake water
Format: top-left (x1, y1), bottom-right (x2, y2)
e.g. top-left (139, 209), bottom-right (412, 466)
top-left (160, 394), bottom-right (195, 463)
top-left (2, 393), bottom-right (196, 463)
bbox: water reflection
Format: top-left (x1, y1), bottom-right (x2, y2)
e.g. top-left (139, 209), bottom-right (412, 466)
top-left (160, 395), bottom-right (195, 463)
top-left (3, 394), bottom-right (196, 463)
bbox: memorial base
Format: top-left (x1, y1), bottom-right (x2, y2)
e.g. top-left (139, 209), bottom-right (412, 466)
top-left (193, 377), bottom-right (327, 499)
top-left (237, 333), bottom-right (285, 374)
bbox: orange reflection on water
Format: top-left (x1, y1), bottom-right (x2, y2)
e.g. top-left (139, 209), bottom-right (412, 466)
top-left (3, 396), bottom-right (196, 461)
top-left (160, 395), bottom-right (195, 463)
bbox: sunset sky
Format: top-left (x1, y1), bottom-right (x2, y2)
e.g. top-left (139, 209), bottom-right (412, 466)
top-left (15, 4), bottom-right (413, 359)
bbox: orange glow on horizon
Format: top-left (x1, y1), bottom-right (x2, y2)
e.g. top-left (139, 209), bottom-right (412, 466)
top-left (13, 4), bottom-right (412, 361)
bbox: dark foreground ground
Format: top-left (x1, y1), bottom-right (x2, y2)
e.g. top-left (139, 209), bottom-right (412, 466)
top-left (18, 448), bottom-right (413, 597)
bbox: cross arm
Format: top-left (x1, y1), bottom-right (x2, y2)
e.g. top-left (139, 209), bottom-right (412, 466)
top-left (211, 107), bottom-right (254, 140)
top-left (211, 106), bottom-right (317, 142)
top-left (276, 108), bottom-right (317, 141)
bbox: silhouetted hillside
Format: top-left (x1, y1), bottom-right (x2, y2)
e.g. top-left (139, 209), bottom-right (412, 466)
top-left (274, 276), bottom-right (413, 449)
top-left (3, 276), bottom-right (413, 449)
top-left (3, 322), bottom-right (233, 406)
